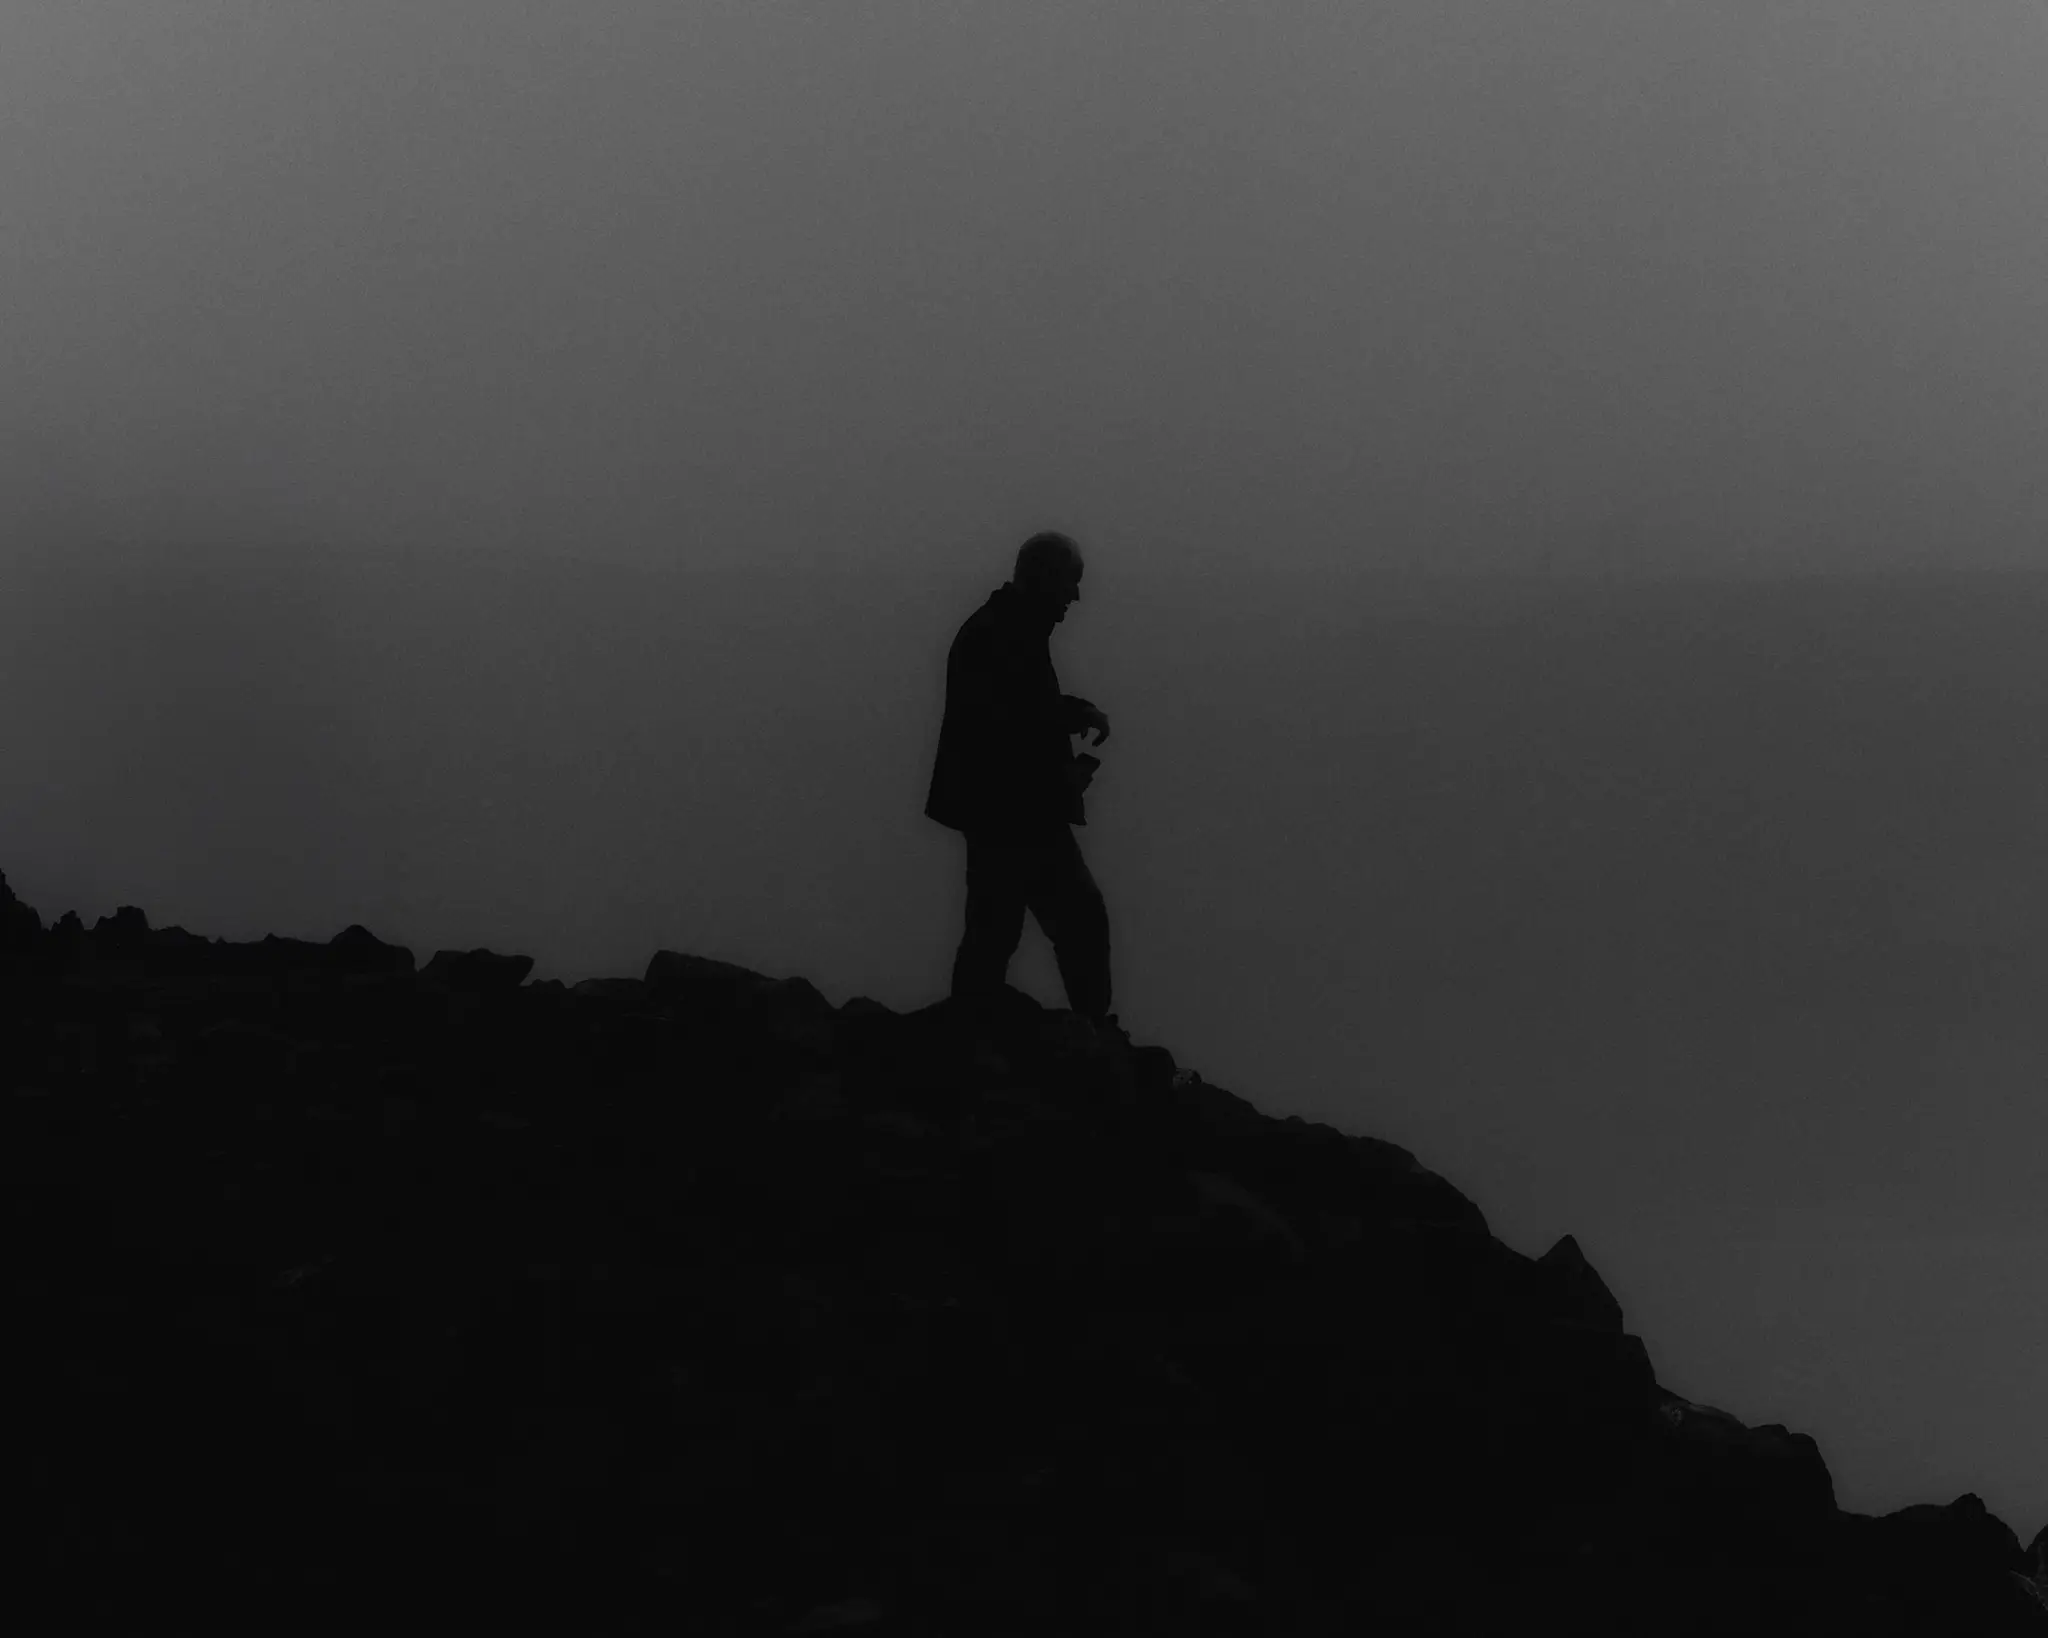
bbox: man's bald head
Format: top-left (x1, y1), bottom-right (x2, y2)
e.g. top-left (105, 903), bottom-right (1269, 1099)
top-left (1015, 531), bottom-right (1083, 586)
top-left (1012, 531), bottom-right (1084, 625)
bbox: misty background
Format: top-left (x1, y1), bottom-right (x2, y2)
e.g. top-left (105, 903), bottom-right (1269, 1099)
top-left (4, 2), bottom-right (2047, 1537)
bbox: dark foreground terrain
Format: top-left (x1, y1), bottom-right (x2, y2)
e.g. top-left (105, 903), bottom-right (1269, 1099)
top-left (5, 869), bottom-right (2045, 1635)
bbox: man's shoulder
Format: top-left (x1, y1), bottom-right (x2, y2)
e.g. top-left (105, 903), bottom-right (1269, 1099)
top-left (959, 594), bottom-right (999, 632)
top-left (952, 587), bottom-right (1018, 651)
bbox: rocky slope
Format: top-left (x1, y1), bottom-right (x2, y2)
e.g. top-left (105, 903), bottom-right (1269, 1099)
top-left (4, 869), bottom-right (2045, 1635)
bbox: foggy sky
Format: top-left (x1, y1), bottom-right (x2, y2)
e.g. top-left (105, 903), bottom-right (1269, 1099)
top-left (6, 3), bottom-right (2048, 1539)
top-left (6, 2), bottom-right (2048, 576)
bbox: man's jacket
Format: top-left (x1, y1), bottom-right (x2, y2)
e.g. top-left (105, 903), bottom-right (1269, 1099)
top-left (926, 581), bottom-right (1093, 837)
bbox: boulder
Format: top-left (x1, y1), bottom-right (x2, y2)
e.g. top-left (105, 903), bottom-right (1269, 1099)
top-left (2021, 1527), bottom-right (2048, 1616)
top-left (1166, 1168), bottom-right (1309, 1268)
top-left (1643, 1391), bottom-right (1839, 1549)
top-left (0, 868), bottom-right (41, 950)
top-left (92, 904), bottom-right (149, 944)
top-left (1871, 1491), bottom-right (2025, 1577)
top-left (1127, 1041), bottom-right (1178, 1098)
top-left (642, 949), bottom-right (773, 1005)
top-left (258, 932), bottom-right (333, 977)
top-left (570, 976), bottom-right (646, 1004)
top-left (326, 924), bottom-right (415, 979)
top-left (643, 949), bottom-right (835, 1066)
top-left (1535, 1232), bottom-right (1625, 1332)
top-left (1846, 1493), bottom-right (2048, 1632)
top-left (419, 947), bottom-right (536, 993)
top-left (144, 925), bottom-right (216, 964)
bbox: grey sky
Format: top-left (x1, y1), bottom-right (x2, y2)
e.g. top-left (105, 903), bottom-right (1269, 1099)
top-left (5, 1), bottom-right (2048, 1540)
top-left (6, 2), bottom-right (2048, 575)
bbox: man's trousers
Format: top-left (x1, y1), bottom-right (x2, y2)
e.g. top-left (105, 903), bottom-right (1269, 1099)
top-left (949, 823), bottom-right (1111, 1022)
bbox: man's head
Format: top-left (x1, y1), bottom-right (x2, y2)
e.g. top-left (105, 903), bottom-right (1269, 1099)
top-left (1012, 531), bottom-right (1084, 625)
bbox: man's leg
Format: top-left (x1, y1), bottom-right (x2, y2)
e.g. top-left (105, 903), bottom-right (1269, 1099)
top-left (1028, 824), bottom-right (1112, 1023)
top-left (950, 829), bottom-right (1031, 1004)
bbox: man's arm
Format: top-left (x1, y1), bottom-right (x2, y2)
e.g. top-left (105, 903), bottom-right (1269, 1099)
top-left (1061, 694), bottom-right (1111, 746)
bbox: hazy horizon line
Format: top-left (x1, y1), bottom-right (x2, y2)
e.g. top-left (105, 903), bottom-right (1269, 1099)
top-left (17, 531), bottom-right (2048, 593)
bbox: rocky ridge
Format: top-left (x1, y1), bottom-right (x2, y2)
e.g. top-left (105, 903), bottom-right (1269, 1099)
top-left (3, 868), bottom-right (2044, 1635)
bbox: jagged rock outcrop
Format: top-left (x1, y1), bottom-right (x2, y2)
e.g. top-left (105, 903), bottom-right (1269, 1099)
top-left (2025, 1525), bottom-right (2048, 1614)
top-left (3, 871), bottom-right (2043, 1635)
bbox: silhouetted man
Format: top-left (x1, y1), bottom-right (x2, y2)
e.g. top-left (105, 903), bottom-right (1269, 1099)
top-left (926, 532), bottom-right (1119, 1032)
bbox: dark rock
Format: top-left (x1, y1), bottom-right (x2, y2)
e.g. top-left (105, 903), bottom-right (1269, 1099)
top-left (419, 947), bottom-right (535, 992)
top-left (326, 924), bottom-right (415, 979)
top-left (2022, 1526), bottom-right (2048, 1618)
top-left (8, 868), bottom-right (2041, 1635)
top-left (1536, 1232), bottom-right (1626, 1332)
top-left (0, 868), bottom-right (41, 949)
top-left (1149, 1167), bottom-right (1308, 1271)
top-left (570, 976), bottom-right (646, 1004)
top-left (644, 948), bottom-right (836, 1072)
top-left (1641, 1391), bottom-right (1839, 1551)
top-left (641, 948), bottom-right (771, 1004)
top-left (1127, 1041), bottom-right (1178, 1098)
top-left (1896, 1493), bottom-right (2020, 1555)
top-left (92, 904), bottom-right (149, 943)
top-left (259, 932), bottom-right (332, 973)
top-left (1841, 1494), bottom-right (2048, 1633)
top-left (1868, 1492), bottom-right (2026, 1580)
top-left (191, 1017), bottom-right (303, 1090)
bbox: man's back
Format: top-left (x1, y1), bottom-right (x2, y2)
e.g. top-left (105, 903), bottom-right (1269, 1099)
top-left (925, 582), bottom-right (1082, 836)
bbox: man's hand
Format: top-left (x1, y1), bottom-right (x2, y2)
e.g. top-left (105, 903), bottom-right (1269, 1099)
top-left (1075, 704), bottom-right (1111, 747)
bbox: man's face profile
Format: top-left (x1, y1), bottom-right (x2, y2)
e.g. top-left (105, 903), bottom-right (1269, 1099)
top-left (1038, 561), bottom-right (1082, 623)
